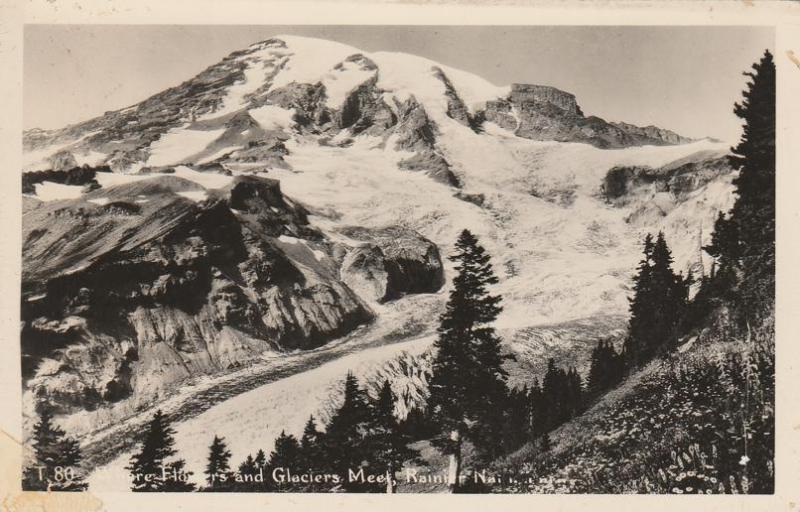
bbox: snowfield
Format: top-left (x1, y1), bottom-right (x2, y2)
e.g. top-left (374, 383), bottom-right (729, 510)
top-left (32, 182), bottom-right (85, 201)
top-left (268, 135), bottom-right (731, 327)
top-left (146, 126), bottom-right (227, 167)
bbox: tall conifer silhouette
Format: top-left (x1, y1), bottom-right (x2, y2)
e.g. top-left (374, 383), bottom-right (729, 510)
top-left (705, 50), bottom-right (775, 321)
top-left (428, 229), bottom-right (508, 492)
top-left (127, 410), bottom-right (195, 492)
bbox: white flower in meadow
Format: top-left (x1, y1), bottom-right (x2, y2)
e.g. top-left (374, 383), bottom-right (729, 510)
top-left (739, 455), bottom-right (750, 466)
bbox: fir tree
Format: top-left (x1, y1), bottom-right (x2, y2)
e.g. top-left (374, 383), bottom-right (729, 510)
top-left (234, 454), bottom-right (260, 492)
top-left (587, 339), bottom-right (624, 397)
top-left (254, 448), bottom-right (267, 470)
top-left (365, 380), bottom-right (417, 493)
top-left (427, 229), bottom-right (509, 492)
top-left (322, 372), bottom-right (371, 490)
top-left (298, 415), bottom-right (321, 471)
top-left (268, 431), bottom-right (300, 491)
top-left (127, 410), bottom-right (196, 492)
top-left (252, 448), bottom-right (268, 491)
top-left (501, 385), bottom-right (531, 453)
top-left (295, 415), bottom-right (325, 490)
top-left (22, 407), bottom-right (88, 491)
top-left (565, 368), bottom-right (583, 418)
top-left (204, 435), bottom-right (234, 491)
top-left (705, 50), bottom-right (775, 323)
top-left (624, 232), bottom-right (688, 368)
top-left (161, 459), bottom-right (197, 492)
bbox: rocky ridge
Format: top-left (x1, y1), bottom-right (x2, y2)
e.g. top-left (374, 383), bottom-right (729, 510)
top-left (22, 174), bottom-right (443, 414)
top-left (482, 83), bottom-right (694, 148)
top-left (24, 36), bottom-right (695, 183)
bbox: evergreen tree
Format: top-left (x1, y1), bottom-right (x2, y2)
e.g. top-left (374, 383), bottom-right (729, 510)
top-left (501, 385), bottom-right (531, 453)
top-left (565, 367), bottom-right (583, 418)
top-left (541, 358), bottom-right (568, 428)
top-left (527, 378), bottom-right (546, 438)
top-left (127, 410), bottom-right (196, 492)
top-left (624, 232), bottom-right (688, 368)
top-left (22, 407), bottom-right (88, 491)
top-left (252, 448), bottom-right (268, 491)
top-left (705, 50), bottom-right (775, 323)
top-left (253, 448), bottom-right (267, 470)
top-left (204, 435), bottom-right (234, 491)
top-left (322, 372), bottom-right (371, 490)
top-left (587, 339), bottom-right (624, 397)
top-left (365, 380), bottom-right (417, 493)
top-left (298, 415), bottom-right (321, 472)
top-left (268, 431), bottom-right (301, 491)
top-left (427, 229), bottom-right (509, 492)
top-left (234, 453), bottom-right (260, 492)
top-left (161, 459), bottom-right (197, 492)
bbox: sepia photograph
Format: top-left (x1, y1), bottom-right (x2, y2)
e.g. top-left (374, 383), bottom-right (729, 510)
top-left (11, 17), bottom-right (784, 501)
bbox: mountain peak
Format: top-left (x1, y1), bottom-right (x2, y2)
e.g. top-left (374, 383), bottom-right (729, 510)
top-left (23, 36), bottom-right (696, 175)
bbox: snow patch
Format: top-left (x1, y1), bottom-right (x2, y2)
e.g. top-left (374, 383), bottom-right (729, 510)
top-left (248, 105), bottom-right (296, 131)
top-left (173, 166), bottom-right (234, 190)
top-left (321, 59), bottom-right (376, 110)
top-left (268, 35), bottom-right (364, 94)
top-left (95, 172), bottom-right (156, 189)
top-left (277, 235), bottom-right (300, 245)
top-left (177, 190), bottom-right (208, 202)
top-left (33, 182), bottom-right (84, 201)
top-left (146, 126), bottom-right (226, 167)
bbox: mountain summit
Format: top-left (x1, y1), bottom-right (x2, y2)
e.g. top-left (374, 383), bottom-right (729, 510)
top-left (24, 35), bottom-right (692, 179)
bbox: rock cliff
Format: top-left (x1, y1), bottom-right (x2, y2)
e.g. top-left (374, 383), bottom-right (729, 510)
top-left (21, 174), bottom-right (444, 413)
top-left (482, 83), bottom-right (693, 148)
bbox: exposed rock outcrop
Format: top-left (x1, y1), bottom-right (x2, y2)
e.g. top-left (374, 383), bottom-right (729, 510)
top-left (393, 97), bottom-right (460, 186)
top-left (337, 77), bottom-right (398, 135)
top-left (481, 83), bottom-right (693, 148)
top-left (601, 153), bottom-right (732, 206)
top-left (484, 99), bottom-right (517, 131)
top-left (432, 66), bottom-right (474, 129)
top-left (22, 165), bottom-right (106, 195)
top-left (339, 226), bottom-right (445, 303)
top-left (47, 151), bottom-right (79, 172)
top-left (266, 82), bottom-right (332, 129)
top-left (510, 84), bottom-right (582, 116)
top-left (21, 175), bottom-right (372, 413)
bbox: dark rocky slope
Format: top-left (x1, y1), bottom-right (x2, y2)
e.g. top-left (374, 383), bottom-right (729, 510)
top-left (21, 175), bottom-right (443, 414)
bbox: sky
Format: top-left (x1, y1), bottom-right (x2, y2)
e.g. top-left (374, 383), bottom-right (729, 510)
top-left (24, 25), bottom-right (773, 142)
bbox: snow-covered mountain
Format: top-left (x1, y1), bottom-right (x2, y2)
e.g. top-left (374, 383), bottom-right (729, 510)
top-left (21, 36), bottom-right (737, 480)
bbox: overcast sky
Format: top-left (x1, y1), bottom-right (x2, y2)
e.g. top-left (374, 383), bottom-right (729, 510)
top-left (24, 25), bottom-right (773, 142)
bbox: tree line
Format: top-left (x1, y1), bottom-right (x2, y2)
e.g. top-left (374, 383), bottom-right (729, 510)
top-left (125, 375), bottom-right (415, 493)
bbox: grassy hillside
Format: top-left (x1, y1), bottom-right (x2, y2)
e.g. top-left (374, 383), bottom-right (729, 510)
top-left (496, 315), bottom-right (774, 494)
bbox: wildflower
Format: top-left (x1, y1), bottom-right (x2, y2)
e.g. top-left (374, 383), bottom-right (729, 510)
top-left (686, 487), bottom-right (694, 492)
top-left (710, 477), bottom-right (717, 483)
top-left (687, 470), bottom-right (696, 477)
top-left (739, 455), bottom-right (750, 466)
top-left (672, 487), bottom-right (683, 494)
